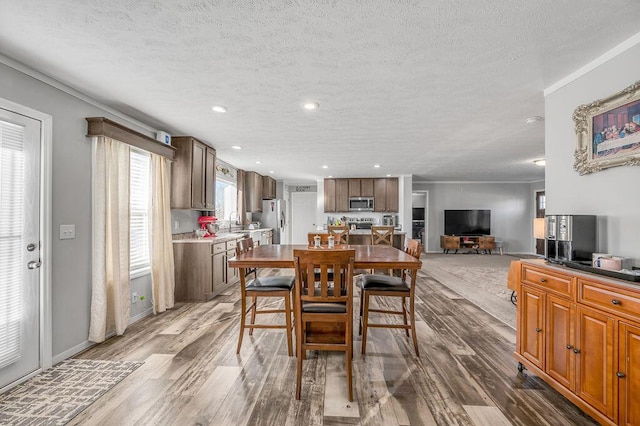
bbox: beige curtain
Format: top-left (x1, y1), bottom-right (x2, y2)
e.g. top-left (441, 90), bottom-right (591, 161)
top-left (237, 169), bottom-right (248, 225)
top-left (89, 137), bottom-right (131, 343)
top-left (150, 154), bottom-right (175, 314)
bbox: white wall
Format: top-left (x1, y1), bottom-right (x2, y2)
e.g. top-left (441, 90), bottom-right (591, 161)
top-left (412, 182), bottom-right (537, 254)
top-left (545, 43), bottom-right (640, 263)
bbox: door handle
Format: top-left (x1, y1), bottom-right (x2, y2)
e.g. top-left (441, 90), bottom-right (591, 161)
top-left (28, 261), bottom-right (42, 270)
top-left (573, 348), bottom-right (580, 354)
top-left (535, 327), bottom-right (542, 332)
top-left (616, 372), bottom-right (626, 378)
top-left (566, 344), bottom-right (573, 350)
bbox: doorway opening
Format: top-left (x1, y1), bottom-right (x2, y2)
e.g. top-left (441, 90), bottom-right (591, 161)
top-left (411, 191), bottom-right (428, 252)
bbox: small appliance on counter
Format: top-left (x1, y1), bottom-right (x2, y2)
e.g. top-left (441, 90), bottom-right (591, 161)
top-left (545, 215), bottom-right (596, 263)
top-left (197, 215), bottom-right (218, 238)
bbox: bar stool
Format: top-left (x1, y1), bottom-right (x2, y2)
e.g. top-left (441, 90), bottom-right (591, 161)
top-left (235, 238), bottom-right (295, 356)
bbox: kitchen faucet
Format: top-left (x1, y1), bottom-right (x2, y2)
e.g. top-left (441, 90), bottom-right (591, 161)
top-left (228, 211), bottom-right (239, 232)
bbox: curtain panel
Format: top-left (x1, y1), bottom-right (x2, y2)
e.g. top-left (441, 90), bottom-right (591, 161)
top-left (150, 154), bottom-right (175, 314)
top-left (89, 137), bottom-right (131, 343)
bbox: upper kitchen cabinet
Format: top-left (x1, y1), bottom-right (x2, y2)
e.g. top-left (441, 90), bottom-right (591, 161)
top-left (245, 171), bottom-right (263, 212)
top-left (170, 136), bottom-right (216, 210)
top-left (348, 178), bottom-right (374, 197)
top-left (373, 177), bottom-right (399, 212)
top-left (324, 178), bottom-right (349, 212)
top-left (262, 175), bottom-right (276, 199)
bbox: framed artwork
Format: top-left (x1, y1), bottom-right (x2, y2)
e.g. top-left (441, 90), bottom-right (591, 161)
top-left (573, 80), bottom-right (640, 174)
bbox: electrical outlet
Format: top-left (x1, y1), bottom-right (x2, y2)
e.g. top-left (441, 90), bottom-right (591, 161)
top-left (132, 292), bottom-right (139, 303)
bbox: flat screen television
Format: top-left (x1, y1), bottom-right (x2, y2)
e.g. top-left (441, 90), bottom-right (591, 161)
top-left (412, 207), bottom-right (425, 221)
top-left (444, 209), bottom-right (491, 236)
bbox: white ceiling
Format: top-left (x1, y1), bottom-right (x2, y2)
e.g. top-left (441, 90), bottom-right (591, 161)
top-left (2, 1), bottom-right (640, 184)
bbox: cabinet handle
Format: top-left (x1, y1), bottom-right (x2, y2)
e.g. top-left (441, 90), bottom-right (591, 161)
top-left (535, 327), bottom-right (542, 332)
top-left (540, 278), bottom-right (547, 283)
top-left (616, 372), bottom-right (626, 378)
top-left (573, 348), bottom-right (580, 354)
top-left (566, 344), bottom-right (573, 350)
top-left (611, 299), bottom-right (621, 305)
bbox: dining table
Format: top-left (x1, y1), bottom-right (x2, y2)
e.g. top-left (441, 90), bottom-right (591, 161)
top-left (228, 244), bottom-right (422, 346)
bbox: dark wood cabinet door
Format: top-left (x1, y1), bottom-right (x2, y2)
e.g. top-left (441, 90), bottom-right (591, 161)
top-left (191, 141), bottom-right (206, 209)
top-left (348, 179), bottom-right (361, 197)
top-left (204, 147), bottom-right (216, 210)
top-left (385, 178), bottom-right (399, 212)
top-left (575, 306), bottom-right (615, 420)
top-left (521, 285), bottom-right (545, 369)
top-left (373, 178), bottom-right (387, 212)
top-left (618, 322), bottom-right (640, 426)
top-left (262, 176), bottom-right (276, 199)
top-left (546, 295), bottom-right (574, 391)
top-left (335, 179), bottom-right (349, 212)
top-left (245, 171), bottom-right (263, 212)
top-left (324, 179), bottom-right (336, 212)
top-left (360, 178), bottom-right (374, 197)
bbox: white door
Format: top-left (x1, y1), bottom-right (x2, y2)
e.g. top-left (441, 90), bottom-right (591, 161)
top-left (291, 192), bottom-right (317, 244)
top-left (0, 108), bottom-right (42, 389)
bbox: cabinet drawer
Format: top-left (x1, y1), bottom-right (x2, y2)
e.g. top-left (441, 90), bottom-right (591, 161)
top-left (522, 265), bottom-right (573, 297)
top-left (226, 239), bottom-right (238, 250)
top-left (578, 279), bottom-right (640, 322)
top-left (213, 242), bottom-right (226, 254)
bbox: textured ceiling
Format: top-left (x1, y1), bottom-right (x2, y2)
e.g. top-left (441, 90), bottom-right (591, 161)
top-left (2, 1), bottom-right (640, 183)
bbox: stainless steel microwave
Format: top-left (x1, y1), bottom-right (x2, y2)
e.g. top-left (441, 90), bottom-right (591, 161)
top-left (349, 197), bottom-right (374, 211)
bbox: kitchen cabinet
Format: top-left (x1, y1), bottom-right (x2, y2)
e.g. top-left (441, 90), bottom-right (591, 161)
top-left (514, 260), bottom-right (638, 426)
top-left (170, 136), bottom-right (216, 210)
top-left (373, 178), bottom-right (399, 212)
top-left (262, 175), bottom-right (276, 199)
top-left (173, 236), bottom-right (242, 302)
top-left (245, 171), bottom-right (263, 212)
top-left (323, 178), bottom-right (350, 212)
top-left (348, 178), bottom-right (374, 197)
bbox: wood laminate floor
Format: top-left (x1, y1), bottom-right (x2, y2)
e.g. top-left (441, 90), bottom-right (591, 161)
top-left (70, 268), bottom-right (597, 426)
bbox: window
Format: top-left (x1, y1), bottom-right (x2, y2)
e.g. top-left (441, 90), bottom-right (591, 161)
top-left (215, 165), bottom-right (237, 222)
top-left (130, 149), bottom-right (151, 276)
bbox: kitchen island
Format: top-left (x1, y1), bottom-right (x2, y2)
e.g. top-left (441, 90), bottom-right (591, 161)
top-left (308, 229), bottom-right (406, 250)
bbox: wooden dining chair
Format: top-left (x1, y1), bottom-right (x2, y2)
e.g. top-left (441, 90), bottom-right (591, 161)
top-left (371, 225), bottom-right (395, 275)
top-left (293, 248), bottom-right (355, 401)
top-left (327, 225), bottom-right (350, 245)
top-left (236, 238), bottom-right (295, 356)
top-left (359, 238), bottom-right (422, 357)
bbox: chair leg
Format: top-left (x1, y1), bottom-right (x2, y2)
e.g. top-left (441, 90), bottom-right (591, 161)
top-left (284, 292), bottom-right (293, 357)
top-left (296, 345), bottom-right (303, 400)
top-left (358, 285), bottom-right (364, 335)
top-left (402, 297), bottom-right (409, 337)
top-left (346, 346), bottom-right (353, 402)
top-left (409, 294), bottom-right (420, 357)
top-left (237, 294), bottom-right (247, 354)
top-left (249, 295), bottom-right (257, 335)
top-left (361, 291), bottom-right (370, 355)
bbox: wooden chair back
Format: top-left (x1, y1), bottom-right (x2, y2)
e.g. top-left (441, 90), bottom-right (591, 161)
top-left (236, 238), bottom-right (257, 278)
top-left (405, 238), bottom-right (422, 260)
top-left (371, 225), bottom-right (394, 245)
top-left (293, 249), bottom-right (355, 304)
top-left (327, 225), bottom-right (350, 245)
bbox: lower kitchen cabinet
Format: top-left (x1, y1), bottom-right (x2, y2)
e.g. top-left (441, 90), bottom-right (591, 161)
top-left (514, 260), bottom-right (640, 426)
top-left (173, 237), bottom-right (242, 302)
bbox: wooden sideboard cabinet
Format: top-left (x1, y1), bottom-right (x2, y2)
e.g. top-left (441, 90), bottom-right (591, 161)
top-left (514, 260), bottom-right (640, 426)
top-left (170, 136), bottom-right (216, 210)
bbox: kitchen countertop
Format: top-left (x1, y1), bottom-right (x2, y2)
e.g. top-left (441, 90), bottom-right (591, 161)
top-left (173, 229), bottom-right (272, 244)
top-left (309, 229), bottom-right (406, 235)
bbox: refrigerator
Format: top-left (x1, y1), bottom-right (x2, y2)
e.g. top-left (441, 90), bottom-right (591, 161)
top-left (258, 199), bottom-right (287, 244)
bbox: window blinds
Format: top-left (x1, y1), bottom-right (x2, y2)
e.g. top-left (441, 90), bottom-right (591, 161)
top-left (0, 120), bottom-right (25, 368)
top-left (129, 149), bottom-right (151, 274)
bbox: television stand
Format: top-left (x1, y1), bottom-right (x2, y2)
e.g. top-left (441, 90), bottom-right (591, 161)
top-left (440, 235), bottom-right (495, 254)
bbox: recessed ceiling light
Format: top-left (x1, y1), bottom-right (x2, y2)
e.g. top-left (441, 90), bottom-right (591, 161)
top-left (256, 161), bottom-right (262, 164)
top-left (533, 159), bottom-right (546, 166)
top-left (328, 175), bottom-right (333, 178)
top-left (386, 174), bottom-right (391, 177)
top-left (322, 165), bottom-right (328, 169)
top-left (231, 145), bottom-right (242, 150)
top-left (374, 164), bottom-right (381, 168)
top-left (269, 170), bottom-right (274, 174)
top-left (212, 105), bottom-right (227, 113)
top-left (525, 116), bottom-right (543, 124)
top-left (304, 102), bottom-right (319, 110)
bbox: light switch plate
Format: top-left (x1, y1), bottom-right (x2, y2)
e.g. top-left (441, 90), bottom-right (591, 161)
top-left (60, 224), bottom-right (75, 240)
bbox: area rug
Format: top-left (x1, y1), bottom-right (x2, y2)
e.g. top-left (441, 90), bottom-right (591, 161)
top-left (0, 359), bottom-right (142, 425)
top-left (420, 253), bottom-right (532, 328)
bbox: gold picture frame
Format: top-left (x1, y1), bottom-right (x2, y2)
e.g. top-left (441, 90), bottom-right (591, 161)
top-left (573, 80), bottom-right (640, 174)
